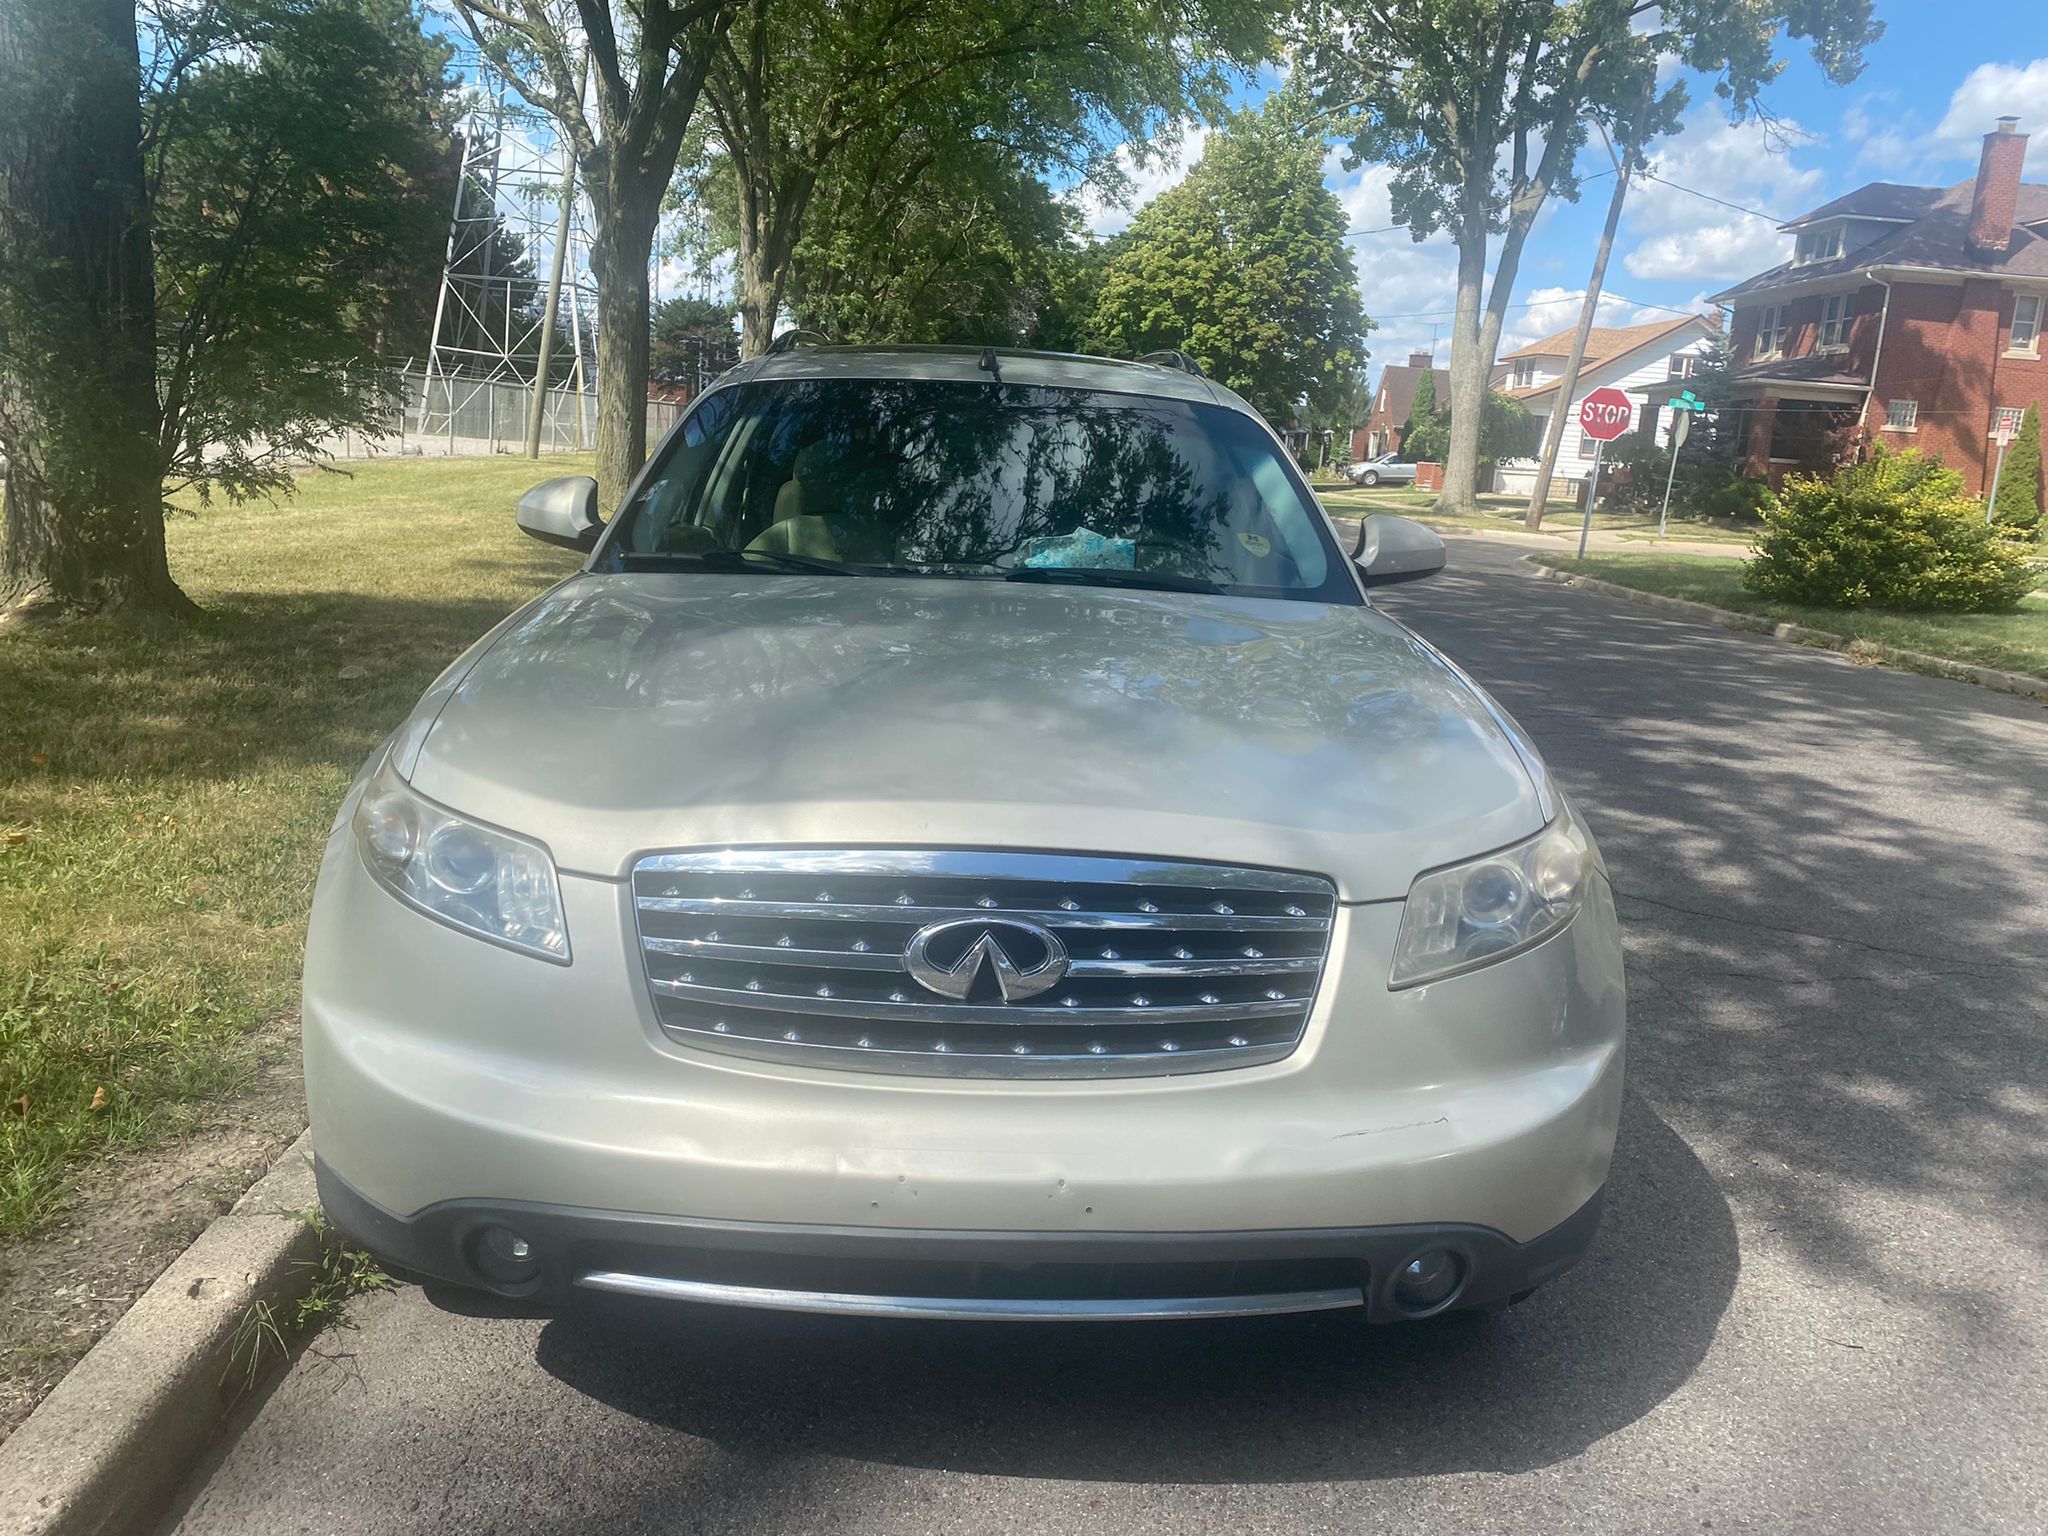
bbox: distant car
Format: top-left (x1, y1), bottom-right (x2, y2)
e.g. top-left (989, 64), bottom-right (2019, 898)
top-left (1348, 454), bottom-right (1418, 487)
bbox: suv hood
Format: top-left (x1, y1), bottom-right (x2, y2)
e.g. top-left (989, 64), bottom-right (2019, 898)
top-left (407, 574), bottom-right (1545, 901)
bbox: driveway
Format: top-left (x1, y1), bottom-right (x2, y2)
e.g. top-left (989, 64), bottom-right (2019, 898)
top-left (165, 539), bottom-right (2048, 1536)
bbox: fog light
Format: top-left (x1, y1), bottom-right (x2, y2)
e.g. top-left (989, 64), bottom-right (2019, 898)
top-left (472, 1224), bottom-right (539, 1286)
top-left (1392, 1248), bottom-right (1466, 1313)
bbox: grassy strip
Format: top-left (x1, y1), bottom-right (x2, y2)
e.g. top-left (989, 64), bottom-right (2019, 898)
top-left (1547, 553), bottom-right (2048, 681)
top-left (1316, 485), bottom-right (1755, 544)
top-left (0, 455), bottom-right (587, 1236)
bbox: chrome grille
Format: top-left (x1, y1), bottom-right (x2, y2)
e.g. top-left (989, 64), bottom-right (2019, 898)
top-left (630, 850), bottom-right (1337, 1078)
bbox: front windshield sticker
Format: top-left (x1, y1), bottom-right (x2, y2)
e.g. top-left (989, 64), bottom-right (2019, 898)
top-left (1021, 528), bottom-right (1136, 571)
top-left (1237, 532), bottom-right (1271, 559)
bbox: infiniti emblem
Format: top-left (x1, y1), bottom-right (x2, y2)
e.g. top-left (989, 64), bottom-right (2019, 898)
top-left (904, 918), bottom-right (1069, 1002)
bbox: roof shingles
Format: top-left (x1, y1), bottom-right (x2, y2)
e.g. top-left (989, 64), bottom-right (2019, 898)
top-left (1713, 177), bottom-right (2048, 303)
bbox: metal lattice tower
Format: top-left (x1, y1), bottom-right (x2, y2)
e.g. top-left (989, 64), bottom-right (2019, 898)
top-left (418, 46), bottom-right (597, 449)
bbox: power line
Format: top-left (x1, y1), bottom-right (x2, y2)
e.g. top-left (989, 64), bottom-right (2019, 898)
top-left (1366, 291), bottom-right (1707, 322)
top-left (1343, 169), bottom-right (1619, 239)
top-left (1638, 170), bottom-right (1784, 225)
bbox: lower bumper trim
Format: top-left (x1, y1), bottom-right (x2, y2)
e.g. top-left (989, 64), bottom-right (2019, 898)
top-left (317, 1157), bottom-right (1606, 1323)
top-left (575, 1270), bottom-right (1366, 1321)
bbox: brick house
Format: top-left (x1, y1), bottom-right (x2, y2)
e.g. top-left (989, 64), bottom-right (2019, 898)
top-left (1351, 351), bottom-right (1448, 461)
top-left (1711, 118), bottom-right (2047, 495)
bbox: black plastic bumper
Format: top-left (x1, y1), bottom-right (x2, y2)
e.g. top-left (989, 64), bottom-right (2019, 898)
top-left (316, 1158), bottom-right (1603, 1323)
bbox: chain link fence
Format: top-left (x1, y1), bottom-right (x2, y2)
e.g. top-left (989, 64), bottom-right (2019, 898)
top-left (310, 366), bottom-right (676, 460)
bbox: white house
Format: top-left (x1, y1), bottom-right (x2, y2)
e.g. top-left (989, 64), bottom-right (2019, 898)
top-left (1489, 315), bottom-right (1721, 497)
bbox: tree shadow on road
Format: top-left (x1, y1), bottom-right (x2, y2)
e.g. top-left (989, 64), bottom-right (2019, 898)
top-left (1375, 550), bottom-right (2048, 1335)
top-left (528, 1091), bottom-right (1732, 1497)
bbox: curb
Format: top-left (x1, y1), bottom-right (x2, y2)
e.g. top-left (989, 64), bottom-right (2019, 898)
top-left (0, 1129), bottom-right (320, 1536)
top-left (1523, 558), bottom-right (2048, 704)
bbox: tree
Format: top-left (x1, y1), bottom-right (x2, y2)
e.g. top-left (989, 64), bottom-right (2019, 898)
top-left (1, 0), bottom-right (453, 619)
top-left (452, 2), bottom-right (735, 507)
top-left (0, 1), bottom-right (168, 616)
top-left (1087, 88), bottom-right (1370, 423)
top-left (1992, 404), bottom-right (2042, 539)
top-left (784, 131), bottom-right (1078, 347)
top-left (1294, 0), bottom-right (1880, 515)
top-left (697, 0), bottom-right (1275, 358)
top-left (1403, 365), bottom-right (1442, 459)
top-left (650, 294), bottom-right (738, 391)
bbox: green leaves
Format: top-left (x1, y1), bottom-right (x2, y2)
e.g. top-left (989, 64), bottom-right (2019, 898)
top-left (1746, 449), bottom-right (2043, 612)
top-left (1084, 88), bottom-right (1370, 423)
top-left (1992, 405), bottom-right (2043, 540)
top-left (146, 0), bottom-right (455, 504)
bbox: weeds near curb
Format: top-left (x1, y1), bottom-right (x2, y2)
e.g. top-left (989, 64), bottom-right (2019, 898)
top-left (223, 1209), bottom-right (392, 1389)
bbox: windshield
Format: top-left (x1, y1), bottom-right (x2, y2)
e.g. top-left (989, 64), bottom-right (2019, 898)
top-left (597, 377), bottom-right (1354, 602)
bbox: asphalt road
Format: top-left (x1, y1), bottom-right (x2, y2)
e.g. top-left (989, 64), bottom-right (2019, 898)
top-left (165, 539), bottom-right (2048, 1536)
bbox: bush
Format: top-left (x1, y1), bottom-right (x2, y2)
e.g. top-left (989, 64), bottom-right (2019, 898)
top-left (1991, 403), bottom-right (2042, 540)
top-left (1744, 449), bottom-right (2042, 611)
top-left (1600, 438), bottom-right (1774, 523)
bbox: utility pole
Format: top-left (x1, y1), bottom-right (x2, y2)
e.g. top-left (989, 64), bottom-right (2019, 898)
top-left (1526, 84), bottom-right (1656, 531)
top-left (525, 137), bottom-right (577, 458)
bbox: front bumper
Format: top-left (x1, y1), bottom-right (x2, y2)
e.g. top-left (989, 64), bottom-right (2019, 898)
top-left (303, 825), bottom-right (1627, 1314)
top-left (317, 1156), bottom-right (1605, 1322)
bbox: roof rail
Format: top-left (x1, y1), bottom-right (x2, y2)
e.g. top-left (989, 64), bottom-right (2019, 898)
top-left (765, 329), bottom-right (829, 355)
top-left (1137, 349), bottom-right (1206, 378)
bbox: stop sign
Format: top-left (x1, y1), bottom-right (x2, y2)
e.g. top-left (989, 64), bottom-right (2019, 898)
top-left (1578, 387), bottom-right (1634, 442)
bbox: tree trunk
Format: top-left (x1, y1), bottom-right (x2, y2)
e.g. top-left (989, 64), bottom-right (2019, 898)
top-left (586, 193), bottom-right (659, 510)
top-left (1436, 194), bottom-right (1491, 514)
top-left (738, 231), bottom-right (779, 358)
top-left (0, 0), bottom-right (187, 620)
top-left (1525, 163), bottom-right (1631, 530)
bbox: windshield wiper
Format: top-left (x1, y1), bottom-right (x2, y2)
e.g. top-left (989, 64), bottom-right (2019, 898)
top-left (1003, 566), bottom-right (1224, 595)
top-left (620, 549), bottom-right (872, 577)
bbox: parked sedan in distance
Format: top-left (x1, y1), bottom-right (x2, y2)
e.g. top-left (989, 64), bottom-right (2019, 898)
top-left (1348, 453), bottom-right (1418, 487)
top-left (303, 344), bottom-right (1625, 1326)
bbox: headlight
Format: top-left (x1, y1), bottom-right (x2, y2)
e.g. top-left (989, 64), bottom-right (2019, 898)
top-left (350, 755), bottom-right (570, 963)
top-left (1389, 803), bottom-right (1594, 988)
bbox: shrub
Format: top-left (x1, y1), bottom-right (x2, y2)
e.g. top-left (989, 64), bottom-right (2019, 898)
top-left (1743, 448), bottom-right (2042, 611)
top-left (1991, 403), bottom-right (2042, 540)
top-left (1600, 439), bottom-right (1774, 522)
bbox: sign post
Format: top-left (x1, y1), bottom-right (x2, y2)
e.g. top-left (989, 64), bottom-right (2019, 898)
top-left (1658, 389), bottom-right (1706, 538)
top-left (1575, 387), bottom-right (1634, 558)
top-left (1986, 414), bottom-right (2017, 523)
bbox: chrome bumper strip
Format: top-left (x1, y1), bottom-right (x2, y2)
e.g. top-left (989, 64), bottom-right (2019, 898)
top-left (573, 1270), bottom-right (1365, 1321)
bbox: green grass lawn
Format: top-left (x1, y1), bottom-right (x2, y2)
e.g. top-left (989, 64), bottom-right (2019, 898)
top-left (0, 455), bottom-right (588, 1236)
top-left (1549, 553), bottom-right (2048, 681)
top-left (1316, 484), bottom-right (1756, 544)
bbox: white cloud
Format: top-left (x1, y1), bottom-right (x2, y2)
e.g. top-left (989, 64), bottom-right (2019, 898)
top-left (1619, 109), bottom-right (1819, 282)
top-left (1497, 286), bottom-right (1648, 354)
top-left (1844, 63), bottom-right (2046, 182)
top-left (1329, 162), bottom-right (1462, 388)
top-left (1075, 123), bottom-right (1208, 237)
top-left (1933, 61), bottom-right (2048, 173)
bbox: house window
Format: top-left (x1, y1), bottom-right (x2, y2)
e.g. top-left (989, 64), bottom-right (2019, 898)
top-left (1755, 304), bottom-right (1786, 358)
top-left (1511, 360), bottom-right (1535, 388)
top-left (1666, 354), bottom-right (1697, 380)
top-left (1795, 226), bottom-right (1843, 264)
top-left (2011, 294), bottom-right (2042, 355)
top-left (1819, 294), bottom-right (1850, 349)
top-left (1994, 405), bottom-right (2025, 438)
top-left (1884, 399), bottom-right (1918, 431)
top-left (1577, 430), bottom-right (1598, 459)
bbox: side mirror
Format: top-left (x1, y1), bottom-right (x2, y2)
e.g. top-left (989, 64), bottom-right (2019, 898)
top-left (1353, 513), bottom-right (1446, 586)
top-left (516, 476), bottom-right (603, 551)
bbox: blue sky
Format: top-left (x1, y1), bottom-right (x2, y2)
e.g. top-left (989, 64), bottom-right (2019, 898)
top-left (1082, 11), bottom-right (2048, 393)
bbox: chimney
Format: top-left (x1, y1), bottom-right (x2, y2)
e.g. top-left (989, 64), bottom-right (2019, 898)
top-left (1968, 117), bottom-right (2027, 259)
top-left (1407, 350), bottom-right (1432, 368)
